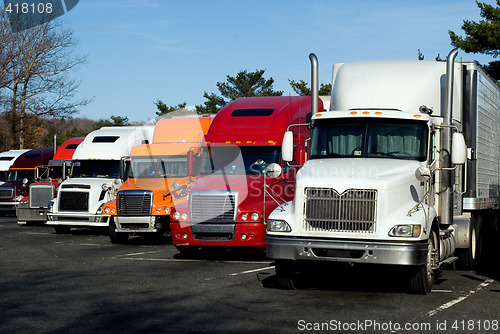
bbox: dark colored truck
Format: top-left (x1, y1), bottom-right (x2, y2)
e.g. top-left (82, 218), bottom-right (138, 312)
top-left (0, 148), bottom-right (54, 213)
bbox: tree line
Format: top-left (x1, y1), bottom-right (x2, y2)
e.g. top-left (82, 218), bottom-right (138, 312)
top-left (1, 1), bottom-right (499, 150)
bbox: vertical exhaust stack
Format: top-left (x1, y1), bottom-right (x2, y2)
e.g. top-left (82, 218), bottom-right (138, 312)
top-left (309, 53), bottom-right (319, 114)
top-left (440, 48), bottom-right (458, 226)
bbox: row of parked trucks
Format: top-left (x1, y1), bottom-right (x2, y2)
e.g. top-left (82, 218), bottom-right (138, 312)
top-left (3, 49), bottom-right (500, 294)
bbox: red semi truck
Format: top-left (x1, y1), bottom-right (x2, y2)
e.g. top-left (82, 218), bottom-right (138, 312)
top-left (0, 147), bottom-right (54, 213)
top-left (170, 96), bottom-right (322, 252)
top-left (17, 137), bottom-right (84, 225)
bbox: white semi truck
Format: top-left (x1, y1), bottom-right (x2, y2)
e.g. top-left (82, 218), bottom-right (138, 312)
top-left (266, 50), bottom-right (500, 294)
top-left (46, 126), bottom-right (153, 233)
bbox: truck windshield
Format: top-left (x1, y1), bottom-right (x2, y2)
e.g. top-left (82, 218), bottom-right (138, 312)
top-left (129, 155), bottom-right (187, 178)
top-left (49, 166), bottom-right (63, 179)
top-left (310, 119), bottom-right (428, 161)
top-left (200, 146), bottom-right (280, 175)
top-left (7, 169), bottom-right (35, 182)
top-left (71, 160), bottom-right (120, 178)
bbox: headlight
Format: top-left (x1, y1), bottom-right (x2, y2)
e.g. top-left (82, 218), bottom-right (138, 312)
top-left (104, 207), bottom-right (110, 214)
top-left (96, 204), bottom-right (104, 214)
top-left (241, 213), bottom-right (248, 221)
top-left (389, 224), bottom-right (421, 237)
top-left (267, 219), bottom-right (291, 232)
top-left (164, 207), bottom-right (169, 214)
top-left (172, 211), bottom-right (180, 220)
top-left (251, 212), bottom-right (259, 221)
top-left (181, 213), bottom-right (188, 220)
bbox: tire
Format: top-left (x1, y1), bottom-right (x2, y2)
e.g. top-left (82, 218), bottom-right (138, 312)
top-left (409, 229), bottom-right (438, 295)
top-left (109, 219), bottom-right (128, 244)
top-left (54, 226), bottom-right (71, 234)
top-left (275, 260), bottom-right (301, 290)
top-left (456, 214), bottom-right (481, 270)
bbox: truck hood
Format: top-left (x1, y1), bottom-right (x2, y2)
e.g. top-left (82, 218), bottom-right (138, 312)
top-left (297, 158), bottom-right (425, 193)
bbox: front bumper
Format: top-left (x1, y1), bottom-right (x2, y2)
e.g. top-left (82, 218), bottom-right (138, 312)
top-left (171, 222), bottom-right (266, 249)
top-left (17, 205), bottom-right (47, 224)
top-left (0, 201), bottom-right (20, 211)
top-left (46, 213), bottom-right (109, 227)
top-left (266, 236), bottom-right (428, 266)
top-left (114, 215), bottom-right (169, 233)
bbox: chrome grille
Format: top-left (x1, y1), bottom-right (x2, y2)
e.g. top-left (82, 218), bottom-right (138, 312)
top-left (59, 191), bottom-right (89, 211)
top-left (304, 188), bottom-right (377, 233)
top-left (0, 187), bottom-right (14, 199)
top-left (29, 184), bottom-right (55, 208)
top-left (117, 190), bottom-right (152, 215)
top-left (190, 190), bottom-right (237, 223)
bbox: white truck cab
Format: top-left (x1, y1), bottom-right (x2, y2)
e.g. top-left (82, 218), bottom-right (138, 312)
top-left (267, 51), bottom-right (499, 294)
top-left (46, 126), bottom-right (153, 233)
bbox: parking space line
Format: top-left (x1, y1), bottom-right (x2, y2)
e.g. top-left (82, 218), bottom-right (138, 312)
top-left (117, 251), bottom-right (163, 257)
top-left (228, 266), bottom-right (274, 276)
top-left (108, 256), bottom-right (269, 265)
top-left (427, 278), bottom-right (494, 317)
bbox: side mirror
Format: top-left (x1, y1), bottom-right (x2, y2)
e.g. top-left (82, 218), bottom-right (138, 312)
top-left (452, 132), bottom-right (467, 165)
top-left (120, 157), bottom-right (130, 180)
top-left (415, 166), bottom-right (431, 182)
top-left (187, 150), bottom-right (194, 176)
top-left (282, 131), bottom-right (294, 162)
top-left (266, 163), bottom-right (282, 178)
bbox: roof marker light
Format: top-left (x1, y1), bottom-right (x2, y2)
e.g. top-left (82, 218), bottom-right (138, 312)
top-left (350, 111), bottom-right (358, 115)
top-left (375, 112), bottom-right (383, 115)
top-left (362, 111), bottom-right (370, 115)
top-left (413, 114), bottom-right (422, 118)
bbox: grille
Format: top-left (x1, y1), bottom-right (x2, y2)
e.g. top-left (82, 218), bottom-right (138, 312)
top-left (29, 184), bottom-right (55, 208)
top-left (304, 188), bottom-right (377, 233)
top-left (59, 191), bottom-right (89, 211)
top-left (190, 190), bottom-right (237, 223)
top-left (0, 187), bottom-right (14, 199)
top-left (117, 191), bottom-right (152, 215)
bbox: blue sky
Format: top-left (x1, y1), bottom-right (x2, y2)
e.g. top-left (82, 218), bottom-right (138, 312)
top-left (52, 0), bottom-right (497, 123)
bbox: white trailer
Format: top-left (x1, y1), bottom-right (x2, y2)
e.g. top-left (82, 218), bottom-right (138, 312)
top-left (46, 126), bottom-right (154, 233)
top-left (267, 50), bottom-right (500, 294)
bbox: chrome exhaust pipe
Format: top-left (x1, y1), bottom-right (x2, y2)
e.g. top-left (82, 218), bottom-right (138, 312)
top-left (440, 48), bottom-right (458, 226)
top-left (309, 53), bottom-right (319, 113)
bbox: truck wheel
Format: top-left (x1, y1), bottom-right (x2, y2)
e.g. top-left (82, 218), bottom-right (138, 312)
top-left (275, 260), bottom-right (301, 290)
top-left (54, 226), bottom-right (71, 234)
top-left (409, 229), bottom-right (438, 294)
top-left (109, 219), bottom-right (128, 244)
top-left (456, 214), bottom-right (481, 270)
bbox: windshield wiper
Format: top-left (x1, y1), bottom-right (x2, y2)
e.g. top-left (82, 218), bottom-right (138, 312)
top-left (372, 152), bottom-right (400, 159)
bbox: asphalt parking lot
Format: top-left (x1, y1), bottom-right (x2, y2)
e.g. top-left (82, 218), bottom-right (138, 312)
top-left (1, 216), bottom-right (500, 334)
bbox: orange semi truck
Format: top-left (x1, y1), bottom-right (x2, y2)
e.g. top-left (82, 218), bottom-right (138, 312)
top-left (102, 116), bottom-right (213, 243)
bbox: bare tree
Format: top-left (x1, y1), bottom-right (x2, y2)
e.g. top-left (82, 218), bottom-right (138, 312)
top-left (0, 12), bottom-right (90, 149)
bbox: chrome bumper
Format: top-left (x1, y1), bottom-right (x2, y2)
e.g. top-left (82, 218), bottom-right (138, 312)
top-left (115, 216), bottom-right (157, 233)
top-left (267, 236), bottom-right (428, 266)
top-left (46, 213), bottom-right (109, 227)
